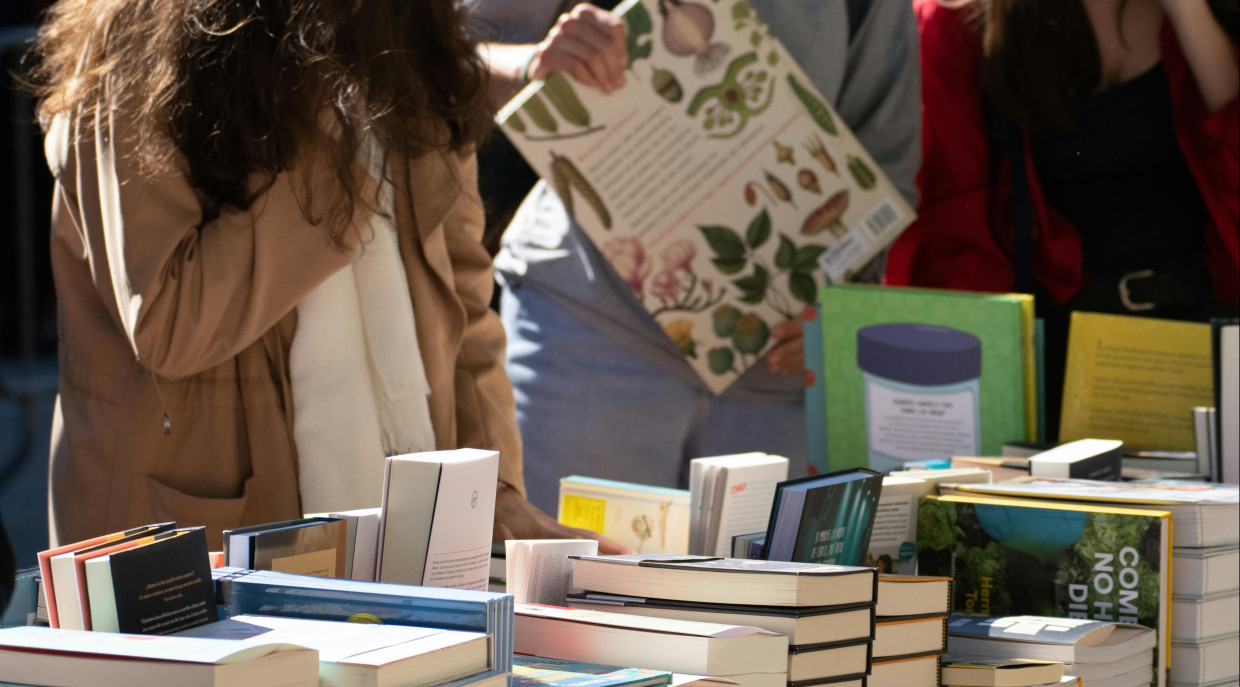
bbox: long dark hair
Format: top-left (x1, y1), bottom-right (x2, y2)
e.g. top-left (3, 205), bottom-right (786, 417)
top-left (982, 0), bottom-right (1239, 132)
top-left (28, 0), bottom-right (494, 243)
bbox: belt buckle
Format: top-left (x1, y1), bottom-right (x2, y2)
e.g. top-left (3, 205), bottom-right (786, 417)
top-left (1119, 269), bottom-right (1157, 312)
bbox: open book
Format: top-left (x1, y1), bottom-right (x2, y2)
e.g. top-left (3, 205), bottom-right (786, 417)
top-left (497, 0), bottom-right (915, 393)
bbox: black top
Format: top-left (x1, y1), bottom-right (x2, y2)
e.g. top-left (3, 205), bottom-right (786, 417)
top-left (1030, 62), bottom-right (1210, 278)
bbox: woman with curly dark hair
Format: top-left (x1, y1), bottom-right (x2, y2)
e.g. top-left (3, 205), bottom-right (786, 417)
top-left (29, 0), bottom-right (612, 551)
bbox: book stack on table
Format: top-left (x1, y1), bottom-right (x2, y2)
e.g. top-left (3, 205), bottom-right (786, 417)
top-left (868, 575), bottom-right (951, 687)
top-left (559, 554), bottom-right (878, 687)
top-left (934, 478), bottom-right (1240, 687)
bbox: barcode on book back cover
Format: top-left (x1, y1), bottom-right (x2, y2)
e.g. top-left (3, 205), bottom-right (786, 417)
top-left (820, 233), bottom-right (867, 282)
top-left (863, 197), bottom-right (904, 240)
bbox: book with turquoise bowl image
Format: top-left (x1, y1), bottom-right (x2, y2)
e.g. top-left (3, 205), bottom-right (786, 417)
top-left (816, 284), bottom-right (1035, 472)
top-left (917, 493), bottom-right (1171, 687)
top-left (764, 468), bottom-right (883, 565)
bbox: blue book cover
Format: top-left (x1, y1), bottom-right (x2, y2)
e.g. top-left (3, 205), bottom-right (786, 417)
top-left (513, 656), bottom-right (671, 687)
top-left (764, 468), bottom-right (883, 565)
top-left (213, 567), bottom-right (514, 673)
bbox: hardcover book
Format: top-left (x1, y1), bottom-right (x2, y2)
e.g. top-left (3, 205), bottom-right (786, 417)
top-left (816, 285), bottom-right (1036, 472)
top-left (84, 526), bottom-right (217, 635)
top-left (918, 495), bottom-right (1171, 686)
top-left (378, 449), bottom-right (499, 590)
top-left (213, 566), bottom-right (515, 673)
top-left (1060, 312), bottom-right (1213, 452)
top-left (569, 554), bottom-right (877, 608)
top-left (512, 655), bottom-right (671, 687)
top-left (223, 517), bottom-right (347, 578)
top-left (867, 470), bottom-right (990, 574)
top-left (558, 476), bottom-right (691, 555)
top-left (764, 468), bottom-right (883, 565)
top-left (497, 0), bottom-right (915, 393)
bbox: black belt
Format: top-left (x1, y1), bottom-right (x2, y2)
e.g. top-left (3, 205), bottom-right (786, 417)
top-left (1072, 268), bottom-right (1212, 314)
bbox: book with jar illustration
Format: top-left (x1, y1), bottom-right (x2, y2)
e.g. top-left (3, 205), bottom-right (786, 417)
top-left (495, 0), bottom-right (915, 393)
top-left (814, 284), bottom-right (1037, 473)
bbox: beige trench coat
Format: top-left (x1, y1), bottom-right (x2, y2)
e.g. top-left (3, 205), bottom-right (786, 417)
top-left (45, 111), bottom-right (524, 549)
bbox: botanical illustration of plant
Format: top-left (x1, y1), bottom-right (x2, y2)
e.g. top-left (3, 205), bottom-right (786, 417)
top-left (625, 1), bottom-right (655, 69)
top-left (686, 52), bottom-right (776, 139)
top-left (699, 208), bottom-right (826, 317)
top-left (509, 74), bottom-right (604, 142)
top-left (730, 1), bottom-right (778, 67)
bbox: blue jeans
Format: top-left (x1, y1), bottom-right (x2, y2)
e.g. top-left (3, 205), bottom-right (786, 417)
top-left (501, 285), bottom-right (809, 515)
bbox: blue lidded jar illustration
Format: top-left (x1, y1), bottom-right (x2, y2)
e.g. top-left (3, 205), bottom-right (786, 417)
top-left (857, 323), bottom-right (982, 471)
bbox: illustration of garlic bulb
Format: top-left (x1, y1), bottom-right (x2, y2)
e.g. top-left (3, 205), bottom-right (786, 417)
top-left (658, 0), bottom-right (730, 77)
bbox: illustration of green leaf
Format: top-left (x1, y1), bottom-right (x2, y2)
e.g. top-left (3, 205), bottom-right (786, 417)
top-left (731, 2), bottom-right (751, 20)
top-left (792, 244), bottom-right (828, 272)
top-left (789, 272), bottom-right (818, 304)
top-left (699, 224), bottom-right (747, 259)
top-left (625, 2), bottom-right (654, 64)
top-left (768, 51), bottom-right (779, 67)
top-left (750, 30), bottom-right (762, 47)
top-left (734, 264), bottom-right (769, 304)
top-left (708, 347), bottom-right (735, 375)
top-left (713, 256), bottom-right (747, 274)
top-left (745, 209), bottom-right (771, 249)
top-left (775, 234), bottom-right (796, 269)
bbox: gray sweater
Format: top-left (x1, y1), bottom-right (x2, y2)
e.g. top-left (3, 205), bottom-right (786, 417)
top-left (470, 0), bottom-right (921, 399)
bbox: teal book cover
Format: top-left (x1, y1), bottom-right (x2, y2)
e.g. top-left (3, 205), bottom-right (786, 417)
top-left (765, 468), bottom-right (883, 565)
top-left (917, 494), bottom-right (1171, 686)
top-left (817, 284), bottom-right (1034, 472)
top-left (514, 656), bottom-right (671, 687)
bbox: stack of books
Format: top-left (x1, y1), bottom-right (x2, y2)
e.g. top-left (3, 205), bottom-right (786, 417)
top-left (869, 575), bottom-right (950, 687)
top-left (945, 615), bottom-right (1156, 687)
top-left (935, 478), bottom-right (1240, 687)
top-left (213, 566), bottom-right (515, 682)
top-left (562, 553), bottom-right (878, 686)
top-left (512, 655), bottom-right (672, 687)
top-left (939, 656), bottom-right (1067, 687)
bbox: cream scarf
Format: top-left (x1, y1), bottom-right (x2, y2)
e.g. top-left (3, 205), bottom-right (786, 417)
top-left (290, 138), bottom-right (436, 513)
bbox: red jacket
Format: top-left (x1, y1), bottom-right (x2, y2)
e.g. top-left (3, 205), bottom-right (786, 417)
top-left (887, 0), bottom-right (1239, 305)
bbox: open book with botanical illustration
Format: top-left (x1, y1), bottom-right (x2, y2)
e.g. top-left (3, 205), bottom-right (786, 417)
top-left (497, 0), bottom-right (916, 393)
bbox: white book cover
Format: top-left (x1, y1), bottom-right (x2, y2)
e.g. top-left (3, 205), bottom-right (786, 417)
top-left (378, 449), bottom-right (499, 591)
top-left (497, 0), bottom-right (915, 394)
top-left (698, 453), bottom-right (788, 557)
top-left (1221, 325), bottom-right (1237, 484)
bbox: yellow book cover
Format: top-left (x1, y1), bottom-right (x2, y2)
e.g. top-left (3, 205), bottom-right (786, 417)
top-left (1060, 312), bottom-right (1212, 451)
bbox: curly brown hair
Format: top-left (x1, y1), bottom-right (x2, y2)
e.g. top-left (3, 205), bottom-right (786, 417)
top-left (28, 0), bottom-right (494, 242)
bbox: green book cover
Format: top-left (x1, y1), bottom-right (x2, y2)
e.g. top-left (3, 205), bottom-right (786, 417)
top-left (818, 284), bottom-right (1034, 472)
top-left (918, 493), bottom-right (1171, 687)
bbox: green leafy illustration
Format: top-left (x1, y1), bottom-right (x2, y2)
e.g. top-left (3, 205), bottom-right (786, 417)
top-left (789, 272), bottom-right (818, 304)
top-left (708, 347), bottom-right (736, 375)
top-left (699, 225), bottom-right (746, 259)
top-left (734, 264), bottom-right (769, 304)
top-left (731, 2), bottom-right (751, 20)
top-left (732, 313), bottom-right (770, 354)
top-left (712, 256), bottom-right (747, 274)
top-left (774, 234), bottom-right (796, 269)
top-left (625, 2), bottom-right (655, 65)
top-left (712, 305), bottom-right (742, 337)
top-left (792, 245), bottom-right (828, 273)
top-left (745, 209), bottom-right (771, 249)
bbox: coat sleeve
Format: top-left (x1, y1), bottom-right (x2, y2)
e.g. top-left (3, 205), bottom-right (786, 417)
top-left (885, 0), bottom-right (1013, 291)
top-left (442, 152), bottom-right (527, 495)
top-left (63, 109), bottom-right (360, 380)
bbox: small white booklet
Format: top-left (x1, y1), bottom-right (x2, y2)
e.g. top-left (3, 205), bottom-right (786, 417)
top-left (504, 539), bottom-right (599, 606)
top-left (377, 449), bottom-right (499, 590)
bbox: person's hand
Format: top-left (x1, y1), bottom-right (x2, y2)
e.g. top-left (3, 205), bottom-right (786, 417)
top-left (493, 483), bottom-right (632, 554)
top-left (528, 4), bottom-right (628, 93)
top-left (765, 318), bottom-right (805, 375)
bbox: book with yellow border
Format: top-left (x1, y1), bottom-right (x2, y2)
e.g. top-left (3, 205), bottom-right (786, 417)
top-left (916, 493), bottom-right (1171, 687)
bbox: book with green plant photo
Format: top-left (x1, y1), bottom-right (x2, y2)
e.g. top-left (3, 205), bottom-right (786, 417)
top-left (917, 493), bottom-right (1171, 687)
top-left (496, 0), bottom-right (915, 393)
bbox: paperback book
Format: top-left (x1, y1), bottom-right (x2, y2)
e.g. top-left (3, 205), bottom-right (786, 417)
top-left (223, 517), bottom-right (347, 578)
top-left (689, 452), bottom-right (788, 556)
top-left (763, 468), bottom-right (883, 565)
top-left (558, 476), bottom-right (690, 554)
top-left (497, 0), bottom-right (916, 393)
top-left (512, 655), bottom-right (672, 687)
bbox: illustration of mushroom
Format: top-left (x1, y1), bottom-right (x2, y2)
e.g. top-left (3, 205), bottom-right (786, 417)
top-left (798, 168), bottom-right (821, 194)
top-left (800, 190), bottom-right (850, 239)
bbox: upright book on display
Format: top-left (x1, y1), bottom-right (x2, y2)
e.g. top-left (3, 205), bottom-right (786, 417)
top-left (815, 285), bottom-right (1036, 472)
top-left (917, 494), bottom-right (1171, 686)
top-left (764, 468), bottom-right (883, 565)
top-left (497, 0), bottom-right (915, 394)
top-left (378, 449), bottom-right (499, 590)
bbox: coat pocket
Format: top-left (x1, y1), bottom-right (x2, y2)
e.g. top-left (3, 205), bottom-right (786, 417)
top-left (139, 473), bottom-right (259, 550)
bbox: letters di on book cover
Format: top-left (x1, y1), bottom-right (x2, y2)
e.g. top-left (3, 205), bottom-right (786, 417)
top-left (816, 284), bottom-right (1035, 472)
top-left (496, 0), bottom-right (915, 393)
top-left (917, 494), bottom-right (1171, 687)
